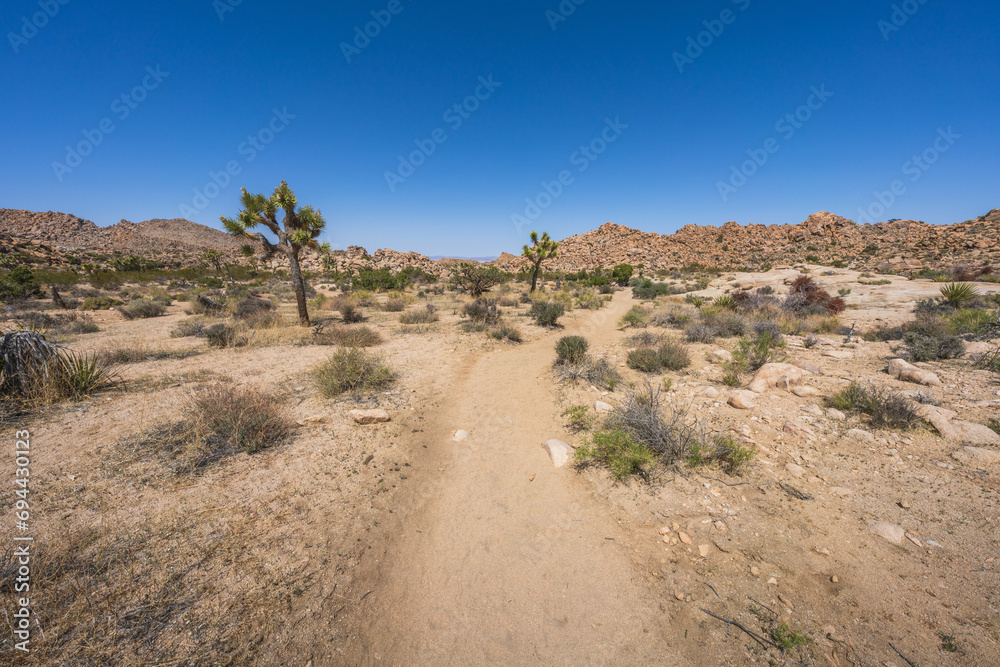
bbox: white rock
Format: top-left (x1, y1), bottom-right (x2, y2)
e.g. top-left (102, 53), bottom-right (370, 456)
top-left (869, 521), bottom-right (906, 545)
top-left (952, 446), bottom-right (1000, 469)
top-left (594, 401), bottom-right (614, 413)
top-left (349, 409), bottom-right (390, 425)
top-left (825, 408), bottom-right (847, 421)
top-left (542, 439), bottom-right (575, 468)
top-left (801, 404), bottom-right (824, 417)
top-left (748, 364), bottom-right (804, 393)
top-left (707, 349), bottom-right (733, 364)
top-left (453, 429), bottom-right (471, 442)
top-left (846, 428), bottom-right (874, 442)
top-left (791, 385), bottom-right (821, 398)
top-left (785, 463), bottom-right (805, 478)
top-left (700, 387), bottom-right (721, 399)
top-left (728, 390), bottom-right (759, 410)
top-left (887, 358), bottom-right (942, 387)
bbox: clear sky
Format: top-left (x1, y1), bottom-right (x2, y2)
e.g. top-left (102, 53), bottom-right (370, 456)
top-left (2, 0), bottom-right (997, 257)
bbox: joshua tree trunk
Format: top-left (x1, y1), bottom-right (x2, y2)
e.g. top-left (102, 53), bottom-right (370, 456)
top-left (286, 248), bottom-right (310, 325)
top-left (530, 263), bottom-right (541, 292)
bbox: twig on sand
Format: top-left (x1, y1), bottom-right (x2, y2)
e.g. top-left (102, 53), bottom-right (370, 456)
top-left (746, 595), bottom-right (777, 618)
top-left (703, 581), bottom-right (721, 599)
top-left (888, 642), bottom-right (918, 667)
top-left (779, 482), bottom-right (814, 501)
top-left (699, 608), bottom-right (779, 650)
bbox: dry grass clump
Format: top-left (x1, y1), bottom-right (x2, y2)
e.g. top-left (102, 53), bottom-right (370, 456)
top-left (488, 324), bottom-right (523, 342)
top-left (192, 384), bottom-right (293, 455)
top-left (399, 306), bottom-right (439, 325)
top-left (554, 355), bottom-right (621, 391)
top-left (119, 298), bottom-right (167, 320)
top-left (315, 324), bottom-right (383, 347)
top-left (828, 382), bottom-right (921, 430)
top-left (313, 348), bottom-right (397, 397)
top-left (626, 339), bottom-right (690, 373)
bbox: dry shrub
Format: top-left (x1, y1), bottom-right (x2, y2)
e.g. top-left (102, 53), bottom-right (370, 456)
top-left (313, 348), bottom-right (396, 397)
top-left (191, 384), bottom-right (293, 455)
top-left (315, 324), bottom-right (383, 347)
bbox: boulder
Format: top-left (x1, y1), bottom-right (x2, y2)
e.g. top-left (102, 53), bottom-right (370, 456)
top-left (887, 358), bottom-right (942, 387)
top-left (822, 350), bottom-right (853, 360)
top-left (825, 408), bottom-right (847, 421)
top-left (846, 429), bottom-right (874, 442)
top-left (728, 390), bottom-right (758, 410)
top-left (707, 349), bottom-right (733, 364)
top-left (791, 385), bottom-right (821, 398)
top-left (952, 447), bottom-right (1000, 469)
top-left (542, 439), bottom-right (575, 468)
top-left (594, 401), bottom-right (614, 413)
top-left (789, 359), bottom-right (823, 374)
top-left (350, 409), bottom-right (390, 425)
top-left (925, 415), bottom-right (1000, 445)
top-left (700, 387), bottom-right (721, 399)
top-left (783, 421), bottom-right (814, 438)
top-left (748, 363), bottom-right (804, 393)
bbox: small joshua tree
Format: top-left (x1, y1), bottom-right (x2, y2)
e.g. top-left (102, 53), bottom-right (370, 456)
top-left (522, 231), bottom-right (558, 293)
top-left (222, 181), bottom-right (327, 325)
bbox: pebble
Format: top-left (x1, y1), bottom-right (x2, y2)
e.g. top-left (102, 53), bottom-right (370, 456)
top-left (453, 430), bottom-right (470, 442)
top-left (767, 577), bottom-right (778, 585)
top-left (713, 520), bottom-right (727, 532)
top-left (869, 521), bottom-right (906, 545)
top-left (698, 544), bottom-right (712, 557)
top-left (750, 566), bottom-right (761, 576)
top-left (778, 594), bottom-right (794, 609)
top-left (830, 575), bottom-right (839, 583)
top-left (349, 409), bottom-right (391, 425)
top-left (678, 531), bottom-right (692, 545)
top-left (784, 463), bottom-right (805, 478)
top-left (899, 500), bottom-right (911, 509)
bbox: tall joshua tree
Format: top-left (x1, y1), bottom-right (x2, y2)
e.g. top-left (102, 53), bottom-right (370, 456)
top-left (221, 181), bottom-right (326, 325)
top-left (522, 231), bottom-right (558, 293)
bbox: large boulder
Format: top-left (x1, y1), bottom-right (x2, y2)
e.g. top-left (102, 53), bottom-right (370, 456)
top-left (748, 363), bottom-right (804, 393)
top-left (887, 358), bottom-right (942, 387)
top-left (728, 390), bottom-right (759, 410)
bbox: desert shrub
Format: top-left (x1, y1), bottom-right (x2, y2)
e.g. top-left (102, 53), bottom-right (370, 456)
top-left (0, 266), bottom-right (43, 302)
top-left (576, 428), bottom-right (653, 481)
top-left (686, 434), bottom-right (757, 476)
top-left (556, 336), bottom-right (589, 364)
top-left (713, 294), bottom-right (737, 310)
top-left (752, 320), bottom-right (783, 341)
top-left (804, 334), bottom-right (820, 349)
top-left (399, 307), bottom-right (439, 324)
top-left (783, 275), bottom-right (844, 315)
top-left (685, 324), bottom-right (718, 343)
top-left (57, 351), bottom-right (123, 397)
top-left (700, 308), bottom-right (748, 337)
top-left (947, 308), bottom-right (995, 335)
top-left (498, 297), bottom-right (520, 308)
top-left (171, 319), bottom-right (208, 338)
top-left (562, 405), bottom-right (593, 432)
top-left (0, 332), bottom-right (121, 404)
top-left (722, 329), bottom-right (786, 386)
top-left (626, 339), bottom-right (690, 373)
top-left (205, 323), bottom-right (252, 348)
top-left (618, 306), bottom-right (649, 329)
top-left (339, 302), bottom-right (364, 323)
top-left (553, 355), bottom-right (621, 391)
top-left (974, 347), bottom-right (1000, 373)
top-left (80, 296), bottom-right (122, 311)
top-left (119, 299), bottom-right (167, 320)
top-left (313, 348), bottom-right (396, 397)
top-left (625, 331), bottom-right (664, 348)
top-left (449, 263), bottom-right (508, 297)
top-left (598, 284), bottom-right (614, 295)
top-left (488, 324), bottom-right (523, 342)
top-left (352, 267), bottom-right (408, 292)
top-left (632, 280), bottom-right (672, 300)
top-left (902, 332), bottom-right (964, 362)
top-left (939, 282), bottom-right (980, 309)
top-left (989, 419), bottom-right (1000, 435)
top-left (575, 290), bottom-right (606, 310)
top-left (52, 314), bottom-right (100, 335)
top-left (463, 297), bottom-right (502, 325)
top-left (192, 385), bottom-right (292, 455)
top-left (529, 301), bottom-right (565, 327)
top-left (381, 298), bottom-right (407, 312)
top-left (649, 306), bottom-right (693, 328)
top-left (828, 383), bottom-right (921, 430)
top-left (316, 325), bottom-right (383, 347)
top-left (235, 297), bottom-right (275, 320)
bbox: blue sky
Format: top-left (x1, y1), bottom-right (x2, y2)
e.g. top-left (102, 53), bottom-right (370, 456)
top-left (2, 0), bottom-right (997, 257)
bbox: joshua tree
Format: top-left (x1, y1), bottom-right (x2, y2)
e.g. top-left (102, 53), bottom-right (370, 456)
top-left (222, 182), bottom-right (326, 325)
top-left (522, 231), bottom-right (558, 293)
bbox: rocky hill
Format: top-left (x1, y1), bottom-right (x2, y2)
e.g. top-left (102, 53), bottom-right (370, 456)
top-left (2, 207), bottom-right (997, 276)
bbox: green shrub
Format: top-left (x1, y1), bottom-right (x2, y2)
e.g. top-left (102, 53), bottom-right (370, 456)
top-left (488, 325), bottom-right (523, 343)
top-left (449, 263), bottom-right (508, 297)
top-left (399, 308), bottom-right (439, 324)
top-left (529, 301), bottom-right (565, 327)
top-left (0, 266), bottom-right (43, 302)
top-left (618, 306), bottom-right (649, 329)
top-left (627, 339), bottom-right (690, 373)
top-left (381, 298), bottom-right (406, 312)
top-left (974, 347), bottom-right (1000, 373)
top-left (556, 336), bottom-right (589, 364)
top-left (575, 428), bottom-right (653, 481)
top-left (352, 267), bottom-right (408, 292)
top-left (57, 351), bottom-right (122, 397)
top-left (313, 348), bottom-right (396, 397)
top-left (939, 282), bottom-right (980, 308)
top-left (902, 331), bottom-right (964, 361)
top-left (339, 302), bottom-right (364, 323)
top-left (562, 405), bottom-right (593, 432)
top-left (828, 382), bottom-right (921, 429)
top-left (463, 298), bottom-right (501, 325)
top-left (946, 308), bottom-right (995, 335)
top-left (192, 385), bottom-right (292, 455)
top-left (713, 294), bottom-right (737, 310)
top-left (119, 299), bottom-right (167, 320)
top-left (80, 296), bottom-right (123, 311)
top-left (722, 329), bottom-right (787, 386)
top-left (686, 434), bottom-right (757, 476)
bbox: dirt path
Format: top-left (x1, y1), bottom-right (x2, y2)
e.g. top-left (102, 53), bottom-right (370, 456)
top-left (343, 292), bottom-right (674, 665)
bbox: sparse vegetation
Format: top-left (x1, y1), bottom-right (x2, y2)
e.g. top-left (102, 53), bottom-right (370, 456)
top-left (555, 336), bottom-right (589, 365)
top-left (575, 428), bottom-right (654, 481)
top-left (722, 329), bottom-right (786, 386)
top-left (529, 301), bottom-right (565, 327)
top-left (192, 384), bottom-right (293, 455)
top-left (316, 324), bottom-right (383, 347)
top-left (626, 339), bottom-right (690, 373)
top-left (561, 404), bottom-right (593, 432)
top-left (119, 298), bottom-right (167, 320)
top-left (829, 382), bottom-right (921, 430)
top-left (618, 306), bottom-right (649, 329)
top-left (313, 348), bottom-right (396, 397)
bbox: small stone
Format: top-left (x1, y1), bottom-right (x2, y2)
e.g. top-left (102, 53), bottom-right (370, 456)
top-left (350, 409), bottom-right (390, 425)
top-left (767, 577), bottom-right (778, 585)
top-left (698, 544), bottom-right (712, 557)
top-left (785, 463), bottom-right (805, 478)
top-left (678, 531), bottom-right (692, 545)
top-left (728, 390), bottom-right (759, 410)
top-left (898, 500), bottom-right (911, 509)
top-left (541, 439), bottom-right (575, 468)
top-left (887, 358), bottom-right (942, 387)
top-left (674, 591), bottom-right (685, 601)
top-left (301, 415), bottom-right (331, 425)
top-left (594, 401), bottom-right (614, 414)
top-left (792, 386), bottom-right (821, 398)
top-left (453, 429), bottom-right (470, 442)
top-left (783, 421), bottom-right (814, 439)
top-left (825, 408), bottom-right (847, 421)
top-left (750, 566), bottom-right (761, 576)
top-left (778, 594), bottom-right (794, 609)
top-left (830, 575), bottom-right (839, 583)
top-left (748, 363), bottom-right (804, 393)
top-left (659, 526), bottom-right (671, 535)
top-left (713, 520), bottom-right (727, 532)
top-left (801, 404), bottom-right (824, 417)
top-left (814, 546), bottom-right (830, 555)
top-left (700, 387), bottom-right (721, 399)
top-left (846, 428), bottom-right (874, 442)
top-left (869, 521), bottom-right (906, 545)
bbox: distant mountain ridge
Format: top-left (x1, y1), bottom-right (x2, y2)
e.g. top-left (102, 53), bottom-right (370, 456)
top-left (2, 207), bottom-right (998, 275)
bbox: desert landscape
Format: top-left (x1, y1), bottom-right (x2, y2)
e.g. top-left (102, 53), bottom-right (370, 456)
top-left (2, 205), bottom-right (1000, 666)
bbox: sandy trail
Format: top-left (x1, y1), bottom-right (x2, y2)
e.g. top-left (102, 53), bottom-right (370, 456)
top-left (349, 292), bottom-right (673, 665)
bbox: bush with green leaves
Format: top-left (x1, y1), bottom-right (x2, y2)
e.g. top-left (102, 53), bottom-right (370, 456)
top-left (339, 302), bottom-right (364, 323)
top-left (713, 294), bottom-right (737, 310)
top-left (618, 306), bottom-right (649, 329)
top-left (722, 329), bottom-right (787, 386)
top-left (562, 405), bottom-right (593, 432)
top-left (463, 297), bottom-right (501, 325)
top-left (0, 266), bottom-right (43, 302)
top-left (450, 263), bottom-right (508, 297)
top-left (974, 347), bottom-right (1000, 373)
top-left (488, 324), bottom-right (523, 343)
top-left (902, 331), bottom-right (964, 361)
top-left (313, 348), bottom-right (396, 397)
top-left (626, 339), bottom-right (690, 373)
top-left (699, 308), bottom-right (747, 337)
top-left (119, 299), bottom-right (167, 320)
top-left (828, 382), bottom-right (921, 429)
top-left (529, 301), bottom-right (565, 327)
top-left (611, 263), bottom-right (634, 286)
top-left (351, 267), bottom-right (409, 292)
top-left (80, 296), bottom-right (123, 311)
top-left (686, 434), bottom-right (757, 476)
top-left (553, 355), bottom-right (621, 391)
top-left (632, 279), bottom-right (672, 300)
top-left (939, 282), bottom-right (980, 308)
top-left (575, 428), bottom-right (653, 481)
top-left (555, 336), bottom-right (589, 364)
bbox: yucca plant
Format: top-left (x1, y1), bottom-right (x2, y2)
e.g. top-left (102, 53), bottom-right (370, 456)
top-left (57, 351), bottom-right (122, 397)
top-left (940, 282), bottom-right (980, 308)
top-left (713, 294), bottom-right (737, 310)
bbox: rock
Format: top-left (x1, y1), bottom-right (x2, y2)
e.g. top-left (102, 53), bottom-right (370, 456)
top-left (698, 544), bottom-right (712, 558)
top-left (846, 428), bottom-right (874, 442)
top-left (750, 566), bottom-right (761, 576)
top-left (789, 359), bottom-right (823, 374)
top-left (350, 409), bottom-right (390, 425)
top-left (887, 358), bottom-right (942, 387)
top-left (748, 363), bottom-right (804, 393)
top-left (453, 429), bottom-right (471, 442)
top-left (929, 417), bottom-right (1000, 445)
top-left (728, 390), bottom-right (758, 410)
top-left (898, 500), bottom-right (912, 509)
top-left (541, 439), bottom-right (575, 468)
top-left (678, 531), bottom-right (692, 545)
top-left (767, 577), bottom-right (778, 585)
top-left (659, 526), bottom-right (671, 535)
top-left (700, 387), bottom-right (721, 399)
top-left (594, 400), bottom-right (614, 413)
top-left (783, 421), bottom-right (814, 439)
top-left (801, 404), bottom-right (824, 417)
top-left (792, 385), bottom-right (821, 398)
top-left (869, 521), bottom-right (906, 545)
top-left (674, 591), bottom-right (685, 601)
top-left (785, 463), bottom-right (805, 478)
top-left (825, 408), bottom-right (847, 421)
top-left (952, 446), bottom-right (1000, 469)
top-left (823, 350), bottom-right (853, 360)
top-left (707, 349), bottom-right (733, 363)
top-left (300, 415), bottom-right (331, 425)
top-left (714, 520), bottom-right (727, 532)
